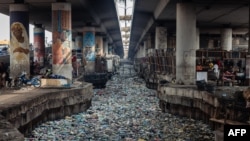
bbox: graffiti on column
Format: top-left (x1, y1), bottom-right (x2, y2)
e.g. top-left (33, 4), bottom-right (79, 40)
top-left (10, 22), bottom-right (29, 74)
top-left (83, 31), bottom-right (95, 61)
top-left (34, 28), bottom-right (45, 65)
top-left (52, 10), bottom-right (72, 64)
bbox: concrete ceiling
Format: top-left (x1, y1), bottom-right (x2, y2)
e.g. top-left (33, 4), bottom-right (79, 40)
top-left (0, 0), bottom-right (124, 56)
top-left (0, 0), bottom-right (249, 58)
top-left (129, 0), bottom-right (249, 58)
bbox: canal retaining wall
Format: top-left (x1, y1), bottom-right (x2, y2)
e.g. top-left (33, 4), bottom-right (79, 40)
top-left (0, 83), bottom-right (93, 141)
top-left (157, 84), bottom-right (250, 141)
top-left (157, 84), bottom-right (250, 125)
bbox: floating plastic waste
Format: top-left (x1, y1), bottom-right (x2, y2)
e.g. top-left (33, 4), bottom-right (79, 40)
top-left (25, 64), bottom-right (214, 141)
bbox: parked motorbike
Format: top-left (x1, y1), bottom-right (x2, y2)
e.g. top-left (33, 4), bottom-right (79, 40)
top-left (15, 71), bottom-right (41, 88)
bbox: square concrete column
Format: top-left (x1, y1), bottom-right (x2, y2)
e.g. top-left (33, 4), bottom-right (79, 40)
top-left (176, 2), bottom-right (196, 85)
top-left (103, 37), bottom-right (109, 56)
top-left (33, 24), bottom-right (45, 67)
top-left (155, 26), bottom-right (167, 49)
top-left (83, 27), bottom-right (96, 73)
top-left (196, 28), bottom-right (200, 50)
top-left (221, 28), bottom-right (233, 51)
top-left (74, 34), bottom-right (83, 52)
top-left (95, 35), bottom-right (104, 56)
top-left (52, 3), bottom-right (72, 81)
top-left (9, 4), bottom-right (30, 78)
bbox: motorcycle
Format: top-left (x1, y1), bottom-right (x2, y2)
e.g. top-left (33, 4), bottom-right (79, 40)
top-left (15, 71), bottom-right (41, 88)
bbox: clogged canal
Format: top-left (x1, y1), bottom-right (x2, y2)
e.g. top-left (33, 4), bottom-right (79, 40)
top-left (25, 65), bottom-right (214, 141)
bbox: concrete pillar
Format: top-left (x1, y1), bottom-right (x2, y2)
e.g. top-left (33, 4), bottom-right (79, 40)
top-left (103, 38), bottom-right (109, 56)
top-left (147, 34), bottom-right (153, 56)
top-left (52, 3), bottom-right (72, 81)
top-left (221, 28), bottom-right (232, 51)
top-left (176, 2), bottom-right (196, 85)
top-left (112, 47), bottom-right (115, 55)
top-left (33, 24), bottom-right (45, 67)
top-left (95, 35), bottom-right (103, 56)
top-left (196, 28), bottom-right (200, 50)
top-left (83, 27), bottom-right (95, 73)
top-left (155, 26), bottom-right (167, 49)
top-left (140, 44), bottom-right (143, 58)
top-left (143, 40), bottom-right (147, 57)
top-left (74, 34), bottom-right (83, 52)
top-left (9, 4), bottom-right (30, 78)
top-left (108, 43), bottom-right (113, 55)
top-left (208, 39), bottom-right (214, 49)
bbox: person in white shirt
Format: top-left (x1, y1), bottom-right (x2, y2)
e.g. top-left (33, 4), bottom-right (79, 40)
top-left (213, 63), bottom-right (219, 79)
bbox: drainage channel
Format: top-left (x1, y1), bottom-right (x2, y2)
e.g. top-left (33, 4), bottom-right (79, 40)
top-left (24, 64), bottom-right (214, 141)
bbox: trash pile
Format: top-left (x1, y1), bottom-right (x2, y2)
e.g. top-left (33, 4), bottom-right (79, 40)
top-left (25, 64), bottom-right (214, 141)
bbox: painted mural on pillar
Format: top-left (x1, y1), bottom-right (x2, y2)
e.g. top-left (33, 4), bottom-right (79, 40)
top-left (34, 29), bottom-right (45, 65)
top-left (84, 47), bottom-right (95, 61)
top-left (10, 22), bottom-right (30, 73)
top-left (83, 31), bottom-right (95, 61)
top-left (52, 10), bottom-right (72, 65)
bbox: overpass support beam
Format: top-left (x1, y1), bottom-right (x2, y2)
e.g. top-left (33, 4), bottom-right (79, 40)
top-left (52, 3), bottom-right (72, 82)
top-left (176, 2), bottom-right (196, 85)
top-left (9, 4), bottom-right (30, 78)
top-left (83, 27), bottom-right (96, 73)
top-left (33, 24), bottom-right (45, 67)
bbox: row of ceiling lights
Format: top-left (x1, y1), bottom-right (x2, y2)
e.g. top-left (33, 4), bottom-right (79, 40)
top-left (116, 0), bottom-right (133, 50)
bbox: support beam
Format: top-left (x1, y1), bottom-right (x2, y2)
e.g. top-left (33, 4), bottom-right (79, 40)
top-left (134, 0), bottom-right (170, 53)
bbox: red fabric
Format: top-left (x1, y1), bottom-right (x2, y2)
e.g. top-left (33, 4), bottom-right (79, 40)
top-left (217, 60), bottom-right (222, 68)
top-left (72, 55), bottom-right (77, 62)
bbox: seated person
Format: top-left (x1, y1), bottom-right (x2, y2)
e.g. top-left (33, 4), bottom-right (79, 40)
top-left (196, 63), bottom-right (203, 71)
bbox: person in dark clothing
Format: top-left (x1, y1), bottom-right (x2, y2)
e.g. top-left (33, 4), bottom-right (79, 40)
top-left (30, 60), bottom-right (35, 75)
top-left (0, 62), bottom-right (5, 73)
top-left (0, 62), bottom-right (11, 87)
